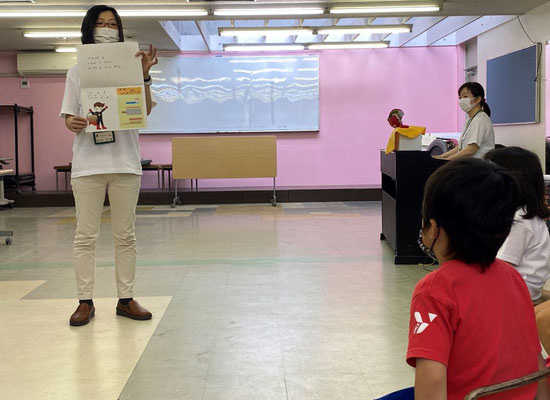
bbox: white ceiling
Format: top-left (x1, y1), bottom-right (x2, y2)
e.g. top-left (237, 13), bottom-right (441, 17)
top-left (0, 0), bottom-right (547, 52)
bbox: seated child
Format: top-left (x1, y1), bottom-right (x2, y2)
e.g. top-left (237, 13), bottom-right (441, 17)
top-left (536, 300), bottom-right (550, 356)
top-left (408, 158), bottom-right (543, 400)
top-left (484, 146), bottom-right (550, 303)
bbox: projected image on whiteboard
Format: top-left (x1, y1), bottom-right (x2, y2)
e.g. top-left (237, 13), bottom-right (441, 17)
top-left (143, 55), bottom-right (319, 133)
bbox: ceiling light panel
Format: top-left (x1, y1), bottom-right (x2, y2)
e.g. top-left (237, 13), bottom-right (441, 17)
top-left (0, 9), bottom-right (208, 18)
top-left (316, 24), bottom-right (412, 35)
top-left (224, 44), bottom-right (305, 51)
top-left (0, 10), bottom-right (86, 17)
top-left (223, 41), bottom-right (391, 51)
top-left (55, 47), bottom-right (77, 53)
top-left (219, 27), bottom-right (313, 36)
top-left (119, 9), bottom-right (208, 17)
top-left (215, 8), bottom-right (324, 17)
top-left (24, 31), bottom-right (82, 38)
top-left (330, 4), bottom-right (441, 15)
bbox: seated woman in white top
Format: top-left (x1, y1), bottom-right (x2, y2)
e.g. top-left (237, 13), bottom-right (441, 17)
top-left (435, 82), bottom-right (495, 160)
top-left (485, 146), bottom-right (550, 303)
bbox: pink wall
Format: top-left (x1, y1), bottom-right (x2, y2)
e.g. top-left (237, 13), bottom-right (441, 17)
top-left (457, 43), bottom-right (466, 133)
top-left (0, 52), bottom-right (16, 71)
top-left (0, 47), bottom-right (460, 191)
top-left (547, 44), bottom-right (550, 140)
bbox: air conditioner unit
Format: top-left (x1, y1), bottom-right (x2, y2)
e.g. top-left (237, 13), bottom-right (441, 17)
top-left (17, 52), bottom-right (77, 76)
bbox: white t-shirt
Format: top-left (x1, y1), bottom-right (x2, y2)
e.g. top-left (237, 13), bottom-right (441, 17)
top-left (59, 64), bottom-right (142, 178)
top-left (458, 111), bottom-right (495, 159)
top-left (497, 208), bottom-right (550, 300)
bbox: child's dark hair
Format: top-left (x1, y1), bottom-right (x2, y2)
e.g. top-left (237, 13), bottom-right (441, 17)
top-left (422, 158), bottom-right (517, 271)
top-left (484, 146), bottom-right (550, 220)
top-left (81, 5), bottom-right (124, 45)
top-left (458, 82), bottom-right (491, 117)
top-left (94, 102), bottom-right (105, 108)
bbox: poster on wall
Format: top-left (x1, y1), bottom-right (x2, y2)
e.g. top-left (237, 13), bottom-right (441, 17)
top-left (77, 42), bottom-right (146, 132)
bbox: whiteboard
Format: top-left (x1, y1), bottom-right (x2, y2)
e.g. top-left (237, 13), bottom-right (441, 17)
top-left (142, 55), bottom-right (319, 133)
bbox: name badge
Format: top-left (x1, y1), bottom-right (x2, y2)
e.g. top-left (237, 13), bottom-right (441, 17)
top-left (93, 131), bottom-right (115, 145)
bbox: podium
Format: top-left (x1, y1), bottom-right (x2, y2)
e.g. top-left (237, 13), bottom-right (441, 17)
top-left (380, 150), bottom-right (446, 264)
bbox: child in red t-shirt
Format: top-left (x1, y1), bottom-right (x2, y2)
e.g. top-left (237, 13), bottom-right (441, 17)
top-left (407, 158), bottom-right (544, 400)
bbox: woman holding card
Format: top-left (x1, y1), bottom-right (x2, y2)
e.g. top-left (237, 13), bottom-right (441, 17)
top-left (60, 5), bottom-right (158, 326)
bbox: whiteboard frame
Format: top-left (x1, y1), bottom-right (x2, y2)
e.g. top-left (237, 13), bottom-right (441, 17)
top-left (140, 54), bottom-right (320, 135)
top-left (488, 43), bottom-right (541, 126)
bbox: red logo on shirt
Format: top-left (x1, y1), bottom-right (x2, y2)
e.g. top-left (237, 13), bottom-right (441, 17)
top-left (413, 311), bottom-right (437, 334)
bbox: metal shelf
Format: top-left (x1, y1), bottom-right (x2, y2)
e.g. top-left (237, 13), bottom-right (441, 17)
top-left (0, 104), bottom-right (35, 192)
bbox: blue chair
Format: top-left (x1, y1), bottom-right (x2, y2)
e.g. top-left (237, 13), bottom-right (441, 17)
top-left (375, 387), bottom-right (414, 400)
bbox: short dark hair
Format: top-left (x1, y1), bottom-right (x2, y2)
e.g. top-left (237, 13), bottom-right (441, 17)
top-left (422, 158), bottom-right (517, 270)
top-left (484, 146), bottom-right (550, 220)
top-left (81, 5), bottom-right (124, 45)
top-left (458, 82), bottom-right (491, 117)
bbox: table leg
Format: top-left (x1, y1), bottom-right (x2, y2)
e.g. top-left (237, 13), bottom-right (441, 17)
top-left (56, 171), bottom-right (59, 191)
top-left (157, 167), bottom-right (161, 190)
top-left (271, 177), bottom-right (277, 206)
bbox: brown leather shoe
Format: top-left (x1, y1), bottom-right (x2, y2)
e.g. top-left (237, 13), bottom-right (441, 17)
top-left (69, 303), bottom-right (95, 326)
top-left (116, 300), bottom-right (152, 320)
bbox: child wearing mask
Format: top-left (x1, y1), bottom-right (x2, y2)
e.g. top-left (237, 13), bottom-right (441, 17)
top-left (379, 159), bottom-right (544, 399)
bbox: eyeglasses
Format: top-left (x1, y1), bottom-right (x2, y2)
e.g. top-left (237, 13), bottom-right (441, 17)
top-left (95, 21), bottom-right (118, 29)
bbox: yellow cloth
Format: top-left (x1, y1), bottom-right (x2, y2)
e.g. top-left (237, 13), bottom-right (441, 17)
top-left (385, 126), bottom-right (426, 154)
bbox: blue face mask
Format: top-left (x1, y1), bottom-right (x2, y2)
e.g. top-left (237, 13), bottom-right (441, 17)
top-left (418, 229), bottom-right (438, 261)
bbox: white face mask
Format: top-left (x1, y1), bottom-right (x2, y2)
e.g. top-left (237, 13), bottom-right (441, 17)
top-left (93, 27), bottom-right (119, 43)
top-left (459, 97), bottom-right (477, 113)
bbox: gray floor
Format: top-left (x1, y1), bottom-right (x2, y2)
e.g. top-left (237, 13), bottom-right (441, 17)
top-left (0, 202), bottom-right (428, 399)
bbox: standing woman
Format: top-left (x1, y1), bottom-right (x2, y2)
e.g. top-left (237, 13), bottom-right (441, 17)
top-left (60, 5), bottom-right (157, 326)
top-left (435, 82), bottom-right (495, 160)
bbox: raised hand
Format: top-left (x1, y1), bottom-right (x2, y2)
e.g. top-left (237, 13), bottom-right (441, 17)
top-left (135, 43), bottom-right (158, 79)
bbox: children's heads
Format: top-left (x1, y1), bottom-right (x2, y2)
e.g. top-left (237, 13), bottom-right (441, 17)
top-left (422, 158), bottom-right (517, 270)
top-left (484, 146), bottom-right (550, 220)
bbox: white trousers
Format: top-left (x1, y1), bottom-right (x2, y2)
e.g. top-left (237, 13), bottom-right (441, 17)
top-left (71, 173), bottom-right (141, 300)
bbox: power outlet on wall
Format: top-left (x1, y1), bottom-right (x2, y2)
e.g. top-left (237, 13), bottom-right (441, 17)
top-left (20, 79), bottom-right (29, 89)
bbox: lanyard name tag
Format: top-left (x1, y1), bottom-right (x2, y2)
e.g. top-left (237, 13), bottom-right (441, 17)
top-left (93, 131), bottom-right (115, 145)
top-left (460, 110), bottom-right (482, 149)
top-left (464, 110), bottom-right (482, 133)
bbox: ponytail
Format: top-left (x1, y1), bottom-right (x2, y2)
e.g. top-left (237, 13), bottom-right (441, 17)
top-left (481, 98), bottom-right (491, 117)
